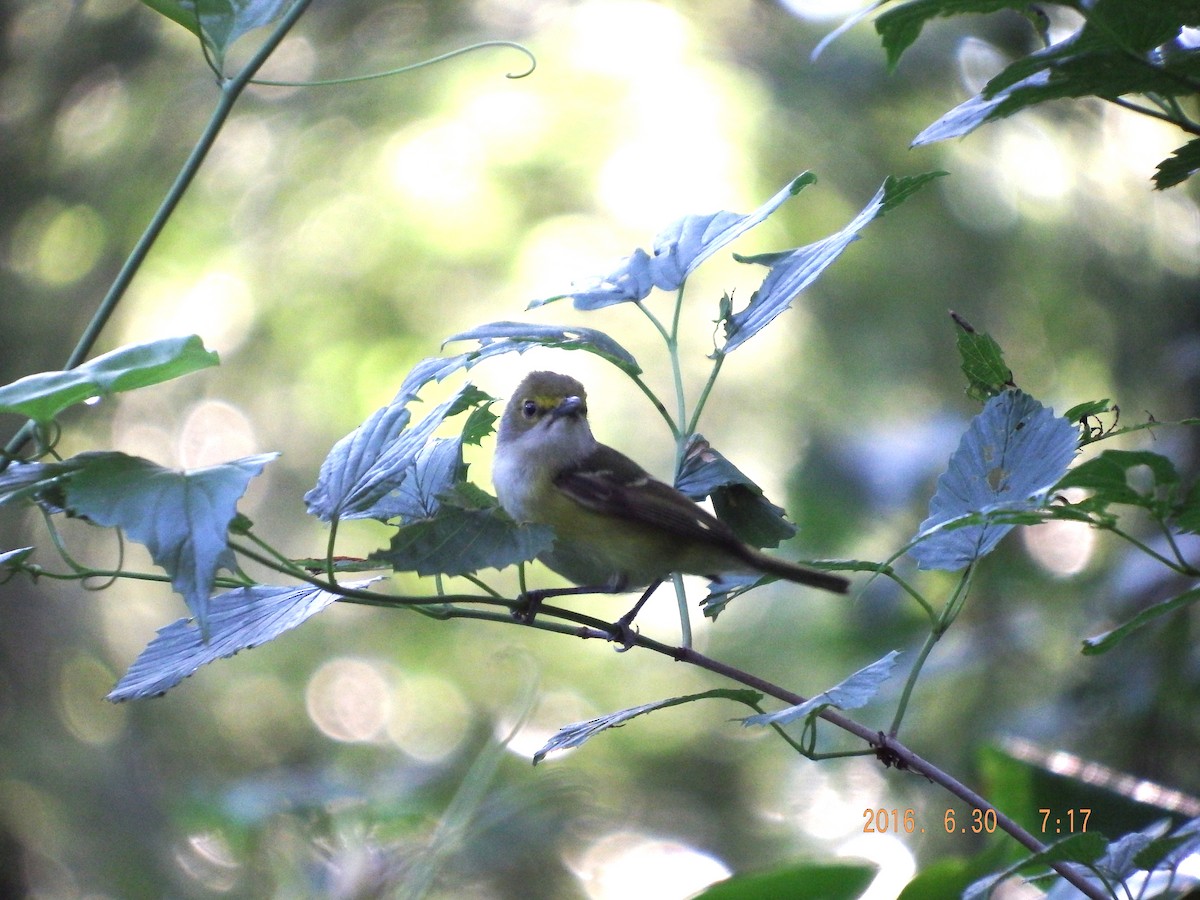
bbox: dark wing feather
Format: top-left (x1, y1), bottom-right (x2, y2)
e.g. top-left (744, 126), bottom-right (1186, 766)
top-left (555, 444), bottom-right (741, 547)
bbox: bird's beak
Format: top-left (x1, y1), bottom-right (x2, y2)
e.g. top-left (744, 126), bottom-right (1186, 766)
top-left (551, 395), bottom-right (584, 420)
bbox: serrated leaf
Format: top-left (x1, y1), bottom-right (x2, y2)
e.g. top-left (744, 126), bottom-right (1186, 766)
top-left (461, 404), bottom-right (498, 446)
top-left (675, 435), bottom-right (796, 548)
top-left (1094, 825), bottom-right (1165, 883)
top-left (1082, 586), bottom-right (1200, 655)
top-left (875, 0), bottom-right (1026, 71)
top-left (700, 572), bottom-right (768, 620)
top-left (304, 383), bottom-right (488, 523)
top-left (1055, 449), bottom-right (1180, 517)
top-left (64, 451), bottom-right (278, 629)
top-left (530, 174), bottom-right (816, 310)
top-left (0, 461), bottom-right (70, 509)
top-left (953, 317), bottom-right (1014, 401)
top-left (384, 438), bottom-right (464, 522)
top-left (443, 321), bottom-right (642, 376)
top-left (531, 689), bottom-right (763, 764)
top-left (912, 71), bottom-right (1051, 145)
top-left (911, 390), bottom-right (1078, 570)
top-left (371, 503), bottom-right (554, 577)
top-left (963, 832), bottom-right (1108, 900)
top-left (0, 335), bottom-right (218, 423)
top-left (880, 171), bottom-right (950, 215)
top-left (1154, 138), bottom-right (1200, 189)
top-left (741, 650), bottom-right (901, 727)
top-left (1063, 399), bottom-right (1112, 423)
top-left (107, 577), bottom-right (383, 701)
top-left (696, 861), bottom-right (878, 900)
top-left (1176, 479), bottom-right (1200, 533)
top-left (724, 174), bottom-right (941, 353)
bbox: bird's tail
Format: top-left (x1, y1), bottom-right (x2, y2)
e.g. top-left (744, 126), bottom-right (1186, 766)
top-left (740, 547), bottom-right (850, 594)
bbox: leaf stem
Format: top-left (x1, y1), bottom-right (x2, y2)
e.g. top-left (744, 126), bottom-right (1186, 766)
top-left (1107, 523), bottom-right (1194, 574)
top-left (686, 351), bottom-right (725, 436)
top-left (889, 566), bottom-right (972, 736)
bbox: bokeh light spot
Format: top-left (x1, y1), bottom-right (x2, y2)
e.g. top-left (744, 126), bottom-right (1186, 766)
top-left (306, 657), bottom-right (392, 743)
top-left (1022, 489), bottom-right (1096, 578)
top-left (174, 831), bottom-right (241, 893)
top-left (119, 269), bottom-right (257, 357)
top-left (57, 653), bottom-right (126, 746)
top-left (10, 199), bottom-right (108, 286)
top-left (387, 672), bottom-right (472, 763)
top-left (179, 400), bottom-right (258, 469)
top-left (54, 66), bottom-right (130, 161)
top-left (568, 830), bottom-right (731, 900)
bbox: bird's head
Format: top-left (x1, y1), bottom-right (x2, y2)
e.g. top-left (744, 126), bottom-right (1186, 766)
top-left (497, 371), bottom-right (591, 448)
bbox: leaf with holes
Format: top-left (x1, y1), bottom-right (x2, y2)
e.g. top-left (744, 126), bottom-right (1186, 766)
top-left (910, 390), bottom-right (1077, 570)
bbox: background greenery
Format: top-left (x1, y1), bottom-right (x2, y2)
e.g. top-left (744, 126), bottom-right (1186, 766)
top-left (1, 0), bottom-right (1197, 897)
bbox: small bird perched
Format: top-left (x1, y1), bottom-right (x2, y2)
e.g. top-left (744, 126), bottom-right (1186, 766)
top-left (492, 371), bottom-right (849, 637)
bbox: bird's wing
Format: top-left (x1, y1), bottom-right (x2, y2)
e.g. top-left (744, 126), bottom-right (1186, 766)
top-left (555, 444), bottom-right (740, 547)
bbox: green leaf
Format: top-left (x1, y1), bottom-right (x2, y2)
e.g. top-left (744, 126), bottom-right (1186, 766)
top-left (911, 4), bottom-right (1200, 153)
top-left (0, 547), bottom-right (34, 570)
top-left (108, 577), bottom-right (383, 701)
top-left (1154, 139), bottom-right (1200, 190)
top-left (911, 390), bottom-right (1078, 571)
top-left (371, 502), bottom-right (554, 578)
top-left (530, 174), bottom-right (816, 310)
top-left (443, 321), bottom-right (642, 377)
top-left (304, 383), bottom-right (488, 523)
top-left (724, 173), bottom-right (941, 353)
top-left (0, 335), bottom-right (218, 423)
top-left (695, 861), bottom-right (878, 900)
top-left (675, 435), bottom-right (796, 548)
top-left (880, 171), bottom-right (949, 215)
top-left (741, 650), bottom-right (901, 727)
top-left (64, 451), bottom-right (279, 629)
top-left (140, 0), bottom-right (293, 69)
top-left (531, 689), bottom-right (763, 764)
top-left (897, 856), bottom-right (995, 900)
top-left (1082, 586), bottom-right (1200, 654)
top-left (913, 71), bottom-right (1049, 145)
top-left (963, 832), bottom-right (1108, 900)
top-left (1055, 449), bottom-right (1180, 518)
top-left (875, 1), bottom-right (1028, 71)
top-left (1063, 399), bottom-right (1112, 423)
top-left (700, 573), bottom-right (768, 620)
top-left (139, 0), bottom-right (204, 36)
top-left (951, 314), bottom-right (1013, 401)
top-left (0, 461), bottom-right (70, 510)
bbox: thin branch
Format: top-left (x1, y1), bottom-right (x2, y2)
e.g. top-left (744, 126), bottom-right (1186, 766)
top-left (1107, 96), bottom-right (1200, 137)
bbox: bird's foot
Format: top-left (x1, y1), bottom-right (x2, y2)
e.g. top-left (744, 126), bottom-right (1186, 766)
top-left (609, 615), bottom-right (640, 652)
top-left (512, 591), bottom-right (545, 625)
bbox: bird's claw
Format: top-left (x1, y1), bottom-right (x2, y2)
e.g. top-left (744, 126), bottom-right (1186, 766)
top-left (512, 592), bottom-right (544, 625)
top-left (609, 618), bottom-right (639, 652)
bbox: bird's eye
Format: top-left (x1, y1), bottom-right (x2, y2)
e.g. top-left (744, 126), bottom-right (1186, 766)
top-left (521, 399), bottom-right (538, 418)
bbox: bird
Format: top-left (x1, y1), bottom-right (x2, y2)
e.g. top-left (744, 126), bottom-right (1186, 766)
top-left (491, 370), bottom-right (849, 642)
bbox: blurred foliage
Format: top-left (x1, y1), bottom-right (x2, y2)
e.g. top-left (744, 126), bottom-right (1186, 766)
top-left (1, 0), bottom-right (1200, 898)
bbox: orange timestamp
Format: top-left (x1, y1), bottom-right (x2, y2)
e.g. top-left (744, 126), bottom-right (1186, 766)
top-left (861, 807), bottom-right (999, 835)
